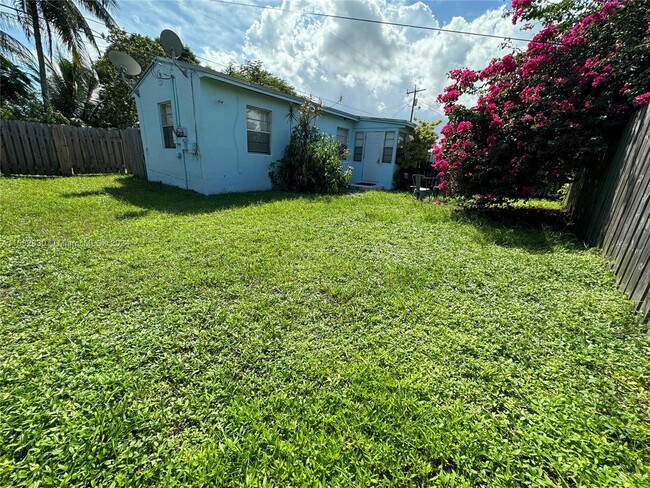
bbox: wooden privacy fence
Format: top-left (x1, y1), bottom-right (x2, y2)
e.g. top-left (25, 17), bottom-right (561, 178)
top-left (0, 119), bottom-right (146, 178)
top-left (567, 104), bottom-right (650, 323)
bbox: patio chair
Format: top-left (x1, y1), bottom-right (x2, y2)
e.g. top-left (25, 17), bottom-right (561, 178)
top-left (411, 173), bottom-right (432, 200)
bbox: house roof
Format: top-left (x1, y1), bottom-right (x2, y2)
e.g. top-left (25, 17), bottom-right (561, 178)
top-left (136, 57), bottom-right (416, 129)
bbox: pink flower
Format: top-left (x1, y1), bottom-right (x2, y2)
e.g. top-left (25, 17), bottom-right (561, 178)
top-left (555, 100), bottom-right (575, 113)
top-left (487, 135), bottom-right (497, 147)
top-left (534, 113), bottom-right (549, 127)
top-left (511, 0), bottom-right (533, 8)
top-left (433, 159), bottom-right (449, 172)
top-left (501, 54), bottom-right (517, 74)
top-left (633, 93), bottom-right (650, 107)
top-left (530, 25), bottom-right (558, 45)
top-left (511, 0), bottom-right (533, 23)
top-left (522, 114), bottom-right (534, 124)
top-left (504, 100), bottom-right (516, 112)
top-left (490, 114), bottom-right (504, 129)
top-left (441, 124), bottom-right (456, 137)
top-left (592, 73), bottom-right (609, 87)
top-left (521, 55), bottom-right (547, 77)
top-left (566, 34), bottom-right (585, 46)
top-left (479, 54), bottom-right (517, 80)
top-left (619, 83), bottom-right (631, 94)
top-left (601, 1), bottom-right (624, 15)
top-left (449, 68), bottom-right (478, 88)
top-left (438, 90), bottom-right (461, 104)
top-left (456, 121), bottom-right (473, 134)
top-left (519, 84), bottom-right (543, 103)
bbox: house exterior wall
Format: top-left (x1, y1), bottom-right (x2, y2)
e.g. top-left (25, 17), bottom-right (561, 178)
top-left (198, 78), bottom-right (357, 194)
top-left (135, 64), bottom-right (212, 194)
top-left (353, 120), bottom-right (407, 190)
top-left (134, 60), bottom-right (413, 194)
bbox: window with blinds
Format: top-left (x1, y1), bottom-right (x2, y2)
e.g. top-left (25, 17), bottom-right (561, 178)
top-left (247, 107), bottom-right (271, 154)
top-left (159, 102), bottom-right (174, 149)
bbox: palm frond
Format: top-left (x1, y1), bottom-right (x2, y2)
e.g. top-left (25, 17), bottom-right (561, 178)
top-left (0, 29), bottom-right (35, 68)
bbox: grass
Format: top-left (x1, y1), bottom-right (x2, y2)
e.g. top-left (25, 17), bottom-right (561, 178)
top-left (0, 175), bottom-right (648, 487)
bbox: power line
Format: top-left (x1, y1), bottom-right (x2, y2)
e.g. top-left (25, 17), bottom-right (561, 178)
top-left (0, 3), bottom-right (440, 118)
top-left (208, 0), bottom-right (540, 44)
top-left (390, 104), bottom-right (409, 118)
top-left (165, 2), bottom-right (387, 116)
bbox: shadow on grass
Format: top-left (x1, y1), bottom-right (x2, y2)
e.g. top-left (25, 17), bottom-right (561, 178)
top-left (454, 204), bottom-right (581, 253)
top-left (62, 176), bottom-right (309, 216)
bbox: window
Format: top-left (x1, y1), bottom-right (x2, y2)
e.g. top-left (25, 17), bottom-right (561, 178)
top-left (336, 127), bottom-right (349, 157)
top-left (353, 132), bottom-right (364, 162)
top-left (337, 128), bottom-right (349, 147)
top-left (159, 102), bottom-right (174, 149)
top-left (396, 132), bottom-right (413, 160)
top-left (382, 131), bottom-right (395, 163)
top-left (247, 106), bottom-right (271, 154)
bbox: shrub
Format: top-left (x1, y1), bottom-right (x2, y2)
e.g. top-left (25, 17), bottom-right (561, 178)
top-left (432, 0), bottom-right (650, 204)
top-left (393, 119), bottom-right (440, 189)
top-left (397, 120), bottom-right (440, 170)
top-left (270, 100), bottom-right (351, 194)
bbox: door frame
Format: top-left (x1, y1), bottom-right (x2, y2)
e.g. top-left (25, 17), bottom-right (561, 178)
top-left (361, 131), bottom-right (385, 183)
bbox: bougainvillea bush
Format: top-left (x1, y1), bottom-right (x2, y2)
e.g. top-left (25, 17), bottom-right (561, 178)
top-left (433, 0), bottom-right (650, 203)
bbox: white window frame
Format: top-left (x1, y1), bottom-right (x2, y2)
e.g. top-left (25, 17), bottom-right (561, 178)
top-left (353, 132), bottom-right (364, 162)
top-left (246, 106), bottom-right (271, 154)
top-left (382, 130), bottom-right (396, 163)
top-left (336, 127), bottom-right (350, 159)
top-left (159, 101), bottom-right (174, 149)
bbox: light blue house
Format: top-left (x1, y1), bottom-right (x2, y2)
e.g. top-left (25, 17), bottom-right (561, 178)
top-left (133, 57), bottom-right (415, 194)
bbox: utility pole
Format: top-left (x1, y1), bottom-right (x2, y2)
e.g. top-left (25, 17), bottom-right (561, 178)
top-left (407, 85), bottom-right (426, 122)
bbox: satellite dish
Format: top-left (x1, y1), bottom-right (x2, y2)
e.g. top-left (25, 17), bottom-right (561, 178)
top-left (108, 51), bottom-right (142, 76)
top-left (160, 29), bottom-right (184, 59)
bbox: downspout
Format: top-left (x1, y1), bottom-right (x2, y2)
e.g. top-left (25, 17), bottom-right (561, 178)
top-left (171, 74), bottom-right (189, 190)
top-left (190, 71), bottom-right (200, 158)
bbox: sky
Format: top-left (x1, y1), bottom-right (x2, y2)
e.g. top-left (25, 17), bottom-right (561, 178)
top-left (4, 0), bottom-right (539, 123)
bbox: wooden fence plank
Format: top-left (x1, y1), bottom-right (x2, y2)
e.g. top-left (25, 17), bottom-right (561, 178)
top-left (625, 216), bottom-right (650, 304)
top-left (99, 129), bottom-right (112, 173)
top-left (52, 125), bottom-right (72, 175)
top-left (614, 157), bottom-right (650, 281)
top-left (609, 162), bottom-right (648, 270)
top-left (603, 112), bottom-right (649, 257)
top-left (16, 121), bottom-right (35, 174)
top-left (69, 126), bottom-right (85, 174)
top-left (0, 120), bottom-right (19, 174)
top-left (569, 105), bottom-right (650, 325)
top-left (0, 119), bottom-right (146, 178)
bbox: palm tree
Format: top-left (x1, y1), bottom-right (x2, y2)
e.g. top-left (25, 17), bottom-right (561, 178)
top-left (49, 55), bottom-right (98, 125)
top-left (0, 27), bottom-right (35, 67)
top-left (10, 0), bottom-right (117, 111)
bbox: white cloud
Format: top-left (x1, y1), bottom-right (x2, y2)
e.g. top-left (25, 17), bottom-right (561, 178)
top-left (199, 47), bottom-right (241, 71)
top-left (238, 0), bottom-right (535, 122)
top-left (336, 73), bottom-right (357, 88)
top-left (110, 0), bottom-right (536, 123)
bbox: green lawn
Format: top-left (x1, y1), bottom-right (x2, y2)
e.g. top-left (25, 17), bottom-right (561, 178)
top-left (1, 175), bottom-right (648, 487)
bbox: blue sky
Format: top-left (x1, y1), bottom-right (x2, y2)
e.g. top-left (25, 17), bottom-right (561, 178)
top-left (3, 0), bottom-right (533, 122)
